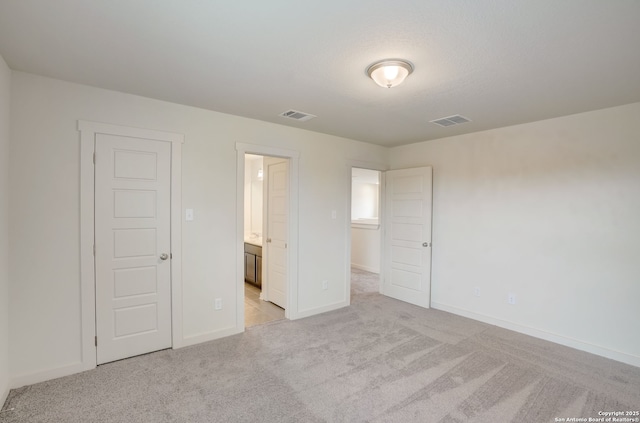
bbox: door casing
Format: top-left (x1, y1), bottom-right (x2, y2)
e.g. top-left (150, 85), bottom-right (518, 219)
top-left (79, 121), bottom-right (184, 371)
top-left (235, 143), bottom-right (300, 326)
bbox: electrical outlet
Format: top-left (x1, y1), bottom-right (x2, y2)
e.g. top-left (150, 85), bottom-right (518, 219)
top-left (185, 208), bottom-right (194, 221)
top-left (508, 293), bottom-right (516, 305)
top-left (322, 280), bottom-right (328, 290)
top-left (214, 298), bottom-right (222, 310)
top-left (474, 287), bottom-right (481, 297)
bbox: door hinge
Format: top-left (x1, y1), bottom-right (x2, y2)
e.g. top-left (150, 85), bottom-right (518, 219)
top-left (93, 152), bottom-right (96, 164)
top-left (285, 243), bottom-right (287, 249)
top-left (95, 336), bottom-right (98, 347)
top-left (170, 253), bottom-right (173, 259)
top-left (93, 245), bottom-right (95, 256)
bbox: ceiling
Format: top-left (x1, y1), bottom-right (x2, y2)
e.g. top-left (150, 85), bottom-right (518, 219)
top-left (1, 1), bottom-right (639, 147)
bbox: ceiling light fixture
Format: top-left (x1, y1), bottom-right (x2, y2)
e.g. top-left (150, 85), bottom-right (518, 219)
top-left (366, 59), bottom-right (414, 88)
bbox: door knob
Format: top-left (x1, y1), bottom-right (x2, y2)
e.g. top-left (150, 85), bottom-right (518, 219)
top-left (160, 253), bottom-right (169, 260)
top-left (266, 238), bottom-right (272, 243)
top-left (422, 242), bottom-right (430, 247)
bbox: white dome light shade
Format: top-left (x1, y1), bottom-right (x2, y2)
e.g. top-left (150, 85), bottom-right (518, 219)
top-left (367, 59), bottom-right (414, 88)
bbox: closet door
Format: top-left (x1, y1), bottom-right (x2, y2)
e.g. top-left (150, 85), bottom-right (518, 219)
top-left (94, 134), bottom-right (172, 364)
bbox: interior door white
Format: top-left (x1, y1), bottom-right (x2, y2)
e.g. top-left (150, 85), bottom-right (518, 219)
top-left (95, 134), bottom-right (172, 364)
top-left (383, 167), bottom-right (433, 308)
top-left (265, 158), bottom-right (288, 309)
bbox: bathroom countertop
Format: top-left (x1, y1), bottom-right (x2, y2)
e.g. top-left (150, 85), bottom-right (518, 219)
top-left (244, 237), bottom-right (263, 247)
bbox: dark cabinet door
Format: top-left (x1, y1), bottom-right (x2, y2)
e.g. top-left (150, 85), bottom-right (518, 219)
top-left (256, 255), bottom-right (262, 287)
top-left (245, 252), bottom-right (256, 284)
top-left (244, 243), bottom-right (262, 287)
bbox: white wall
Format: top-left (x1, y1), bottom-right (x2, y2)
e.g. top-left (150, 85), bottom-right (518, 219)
top-left (389, 102), bottom-right (640, 366)
top-left (243, 157), bottom-right (253, 239)
top-left (350, 226), bottom-right (380, 273)
top-left (351, 173), bottom-right (381, 273)
top-left (351, 181), bottom-right (379, 220)
top-left (9, 71), bottom-right (387, 386)
top-left (0, 53), bottom-right (11, 407)
top-left (243, 155), bottom-right (263, 241)
top-left (249, 157), bottom-right (263, 238)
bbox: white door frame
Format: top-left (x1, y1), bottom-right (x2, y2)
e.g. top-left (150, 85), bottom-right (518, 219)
top-left (345, 160), bottom-right (387, 304)
top-left (79, 121), bottom-right (184, 371)
top-left (235, 143), bottom-right (299, 327)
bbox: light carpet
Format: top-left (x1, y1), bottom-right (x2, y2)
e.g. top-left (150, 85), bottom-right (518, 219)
top-left (2, 268), bottom-right (639, 422)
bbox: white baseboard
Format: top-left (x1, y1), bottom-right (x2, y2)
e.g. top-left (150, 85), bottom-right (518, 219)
top-left (9, 327), bottom-right (245, 390)
top-left (295, 300), bottom-right (349, 320)
top-left (10, 361), bottom-right (88, 390)
top-left (179, 326), bottom-right (243, 349)
top-left (431, 302), bottom-right (640, 368)
top-left (351, 263), bottom-right (380, 274)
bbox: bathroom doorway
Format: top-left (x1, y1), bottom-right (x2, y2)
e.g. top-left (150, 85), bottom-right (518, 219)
top-left (243, 154), bottom-right (286, 327)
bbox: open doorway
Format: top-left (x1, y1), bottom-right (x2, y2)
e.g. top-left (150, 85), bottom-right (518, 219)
top-left (350, 168), bottom-right (383, 296)
top-left (236, 143), bottom-right (300, 330)
top-left (243, 154), bottom-right (286, 327)
top-left (347, 165), bottom-right (434, 308)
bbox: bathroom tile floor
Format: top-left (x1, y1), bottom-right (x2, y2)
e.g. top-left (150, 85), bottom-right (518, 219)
top-left (244, 282), bottom-right (285, 327)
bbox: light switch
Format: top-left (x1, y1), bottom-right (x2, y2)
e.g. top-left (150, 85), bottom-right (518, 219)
top-left (185, 208), bottom-right (194, 221)
top-left (331, 210), bottom-right (337, 219)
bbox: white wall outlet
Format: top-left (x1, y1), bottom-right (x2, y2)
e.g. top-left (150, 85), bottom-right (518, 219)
top-left (321, 280), bottom-right (328, 290)
top-left (508, 293), bottom-right (516, 305)
top-left (214, 298), bottom-right (222, 310)
top-left (185, 208), bottom-right (194, 221)
top-left (331, 210), bottom-right (337, 219)
top-left (474, 287), bottom-right (481, 297)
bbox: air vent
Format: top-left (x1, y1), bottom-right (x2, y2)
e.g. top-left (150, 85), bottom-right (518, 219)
top-left (430, 114), bottom-right (471, 127)
top-left (279, 109), bottom-right (317, 122)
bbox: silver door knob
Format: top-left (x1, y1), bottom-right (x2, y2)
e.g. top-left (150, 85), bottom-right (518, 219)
top-left (160, 253), bottom-right (169, 260)
top-left (422, 242), bottom-right (430, 247)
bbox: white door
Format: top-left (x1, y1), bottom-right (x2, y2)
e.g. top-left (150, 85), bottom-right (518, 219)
top-left (95, 134), bottom-right (172, 364)
top-left (383, 167), bottom-right (433, 308)
top-left (264, 158), bottom-right (288, 309)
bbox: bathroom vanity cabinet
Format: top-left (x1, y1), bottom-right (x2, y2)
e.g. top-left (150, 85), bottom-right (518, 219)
top-left (244, 242), bottom-right (262, 287)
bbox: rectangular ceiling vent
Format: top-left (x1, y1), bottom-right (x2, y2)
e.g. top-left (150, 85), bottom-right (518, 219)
top-left (430, 114), bottom-right (471, 127)
top-left (279, 109), bottom-right (317, 122)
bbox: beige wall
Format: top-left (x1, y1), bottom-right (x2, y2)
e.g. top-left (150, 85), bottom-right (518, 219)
top-left (390, 103), bottom-right (640, 366)
top-left (351, 173), bottom-right (381, 273)
top-left (0, 54), bottom-right (10, 406)
top-left (8, 71), bottom-right (387, 386)
top-left (351, 226), bottom-right (380, 274)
